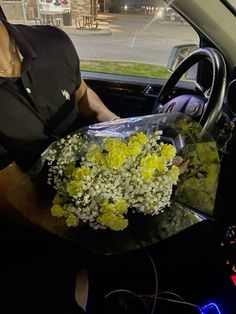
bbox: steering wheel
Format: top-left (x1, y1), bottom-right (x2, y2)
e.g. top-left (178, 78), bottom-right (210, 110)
top-left (152, 48), bottom-right (227, 133)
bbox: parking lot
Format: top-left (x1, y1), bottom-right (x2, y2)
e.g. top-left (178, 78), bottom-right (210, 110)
top-left (68, 14), bottom-right (198, 66)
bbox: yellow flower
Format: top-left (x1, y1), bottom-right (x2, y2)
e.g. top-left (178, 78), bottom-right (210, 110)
top-left (116, 198), bottom-right (128, 214)
top-left (106, 151), bottom-right (126, 169)
top-left (140, 154), bottom-right (159, 169)
top-left (99, 199), bottom-right (128, 215)
top-left (52, 193), bottom-right (63, 205)
top-left (66, 180), bottom-right (82, 197)
top-left (73, 166), bottom-right (90, 180)
top-left (50, 204), bottom-right (64, 218)
top-left (66, 215), bottom-right (78, 227)
top-left (97, 212), bottom-right (128, 231)
top-left (103, 138), bottom-right (122, 151)
top-left (155, 156), bottom-right (166, 173)
top-left (86, 149), bottom-right (103, 163)
top-left (63, 162), bottom-right (76, 177)
top-left (100, 202), bottom-right (114, 214)
top-left (109, 215), bottom-right (129, 231)
top-left (128, 132), bottom-right (147, 145)
top-left (140, 154), bottom-right (166, 177)
top-left (98, 200), bottom-right (128, 231)
top-left (160, 143), bottom-right (176, 159)
top-left (169, 165), bottom-right (180, 183)
top-left (135, 132), bottom-right (147, 144)
top-left (140, 169), bottom-right (153, 181)
top-left (87, 143), bottom-right (100, 152)
top-left (140, 154), bottom-right (165, 170)
top-left (127, 141), bottom-right (142, 157)
top-left (103, 138), bottom-right (129, 156)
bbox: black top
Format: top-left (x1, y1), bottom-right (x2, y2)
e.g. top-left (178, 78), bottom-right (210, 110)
top-left (0, 19), bottom-right (82, 170)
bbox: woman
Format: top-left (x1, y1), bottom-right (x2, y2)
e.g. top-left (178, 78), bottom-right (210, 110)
top-left (0, 16), bottom-right (120, 208)
top-left (0, 16), bottom-right (119, 313)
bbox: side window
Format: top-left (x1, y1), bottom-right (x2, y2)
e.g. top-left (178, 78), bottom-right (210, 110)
top-left (2, 0), bottom-right (199, 80)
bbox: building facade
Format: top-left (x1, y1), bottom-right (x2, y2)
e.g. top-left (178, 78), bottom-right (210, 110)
top-left (0, 0), bottom-right (98, 21)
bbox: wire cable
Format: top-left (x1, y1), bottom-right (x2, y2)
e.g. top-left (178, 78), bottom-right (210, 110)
top-left (143, 249), bottom-right (158, 314)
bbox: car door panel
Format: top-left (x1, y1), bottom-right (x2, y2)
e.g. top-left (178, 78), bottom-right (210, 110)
top-left (82, 71), bottom-right (197, 118)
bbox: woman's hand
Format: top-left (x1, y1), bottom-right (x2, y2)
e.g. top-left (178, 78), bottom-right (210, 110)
top-left (76, 86), bottom-right (120, 122)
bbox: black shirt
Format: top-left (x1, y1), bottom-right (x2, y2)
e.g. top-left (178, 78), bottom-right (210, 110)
top-left (0, 19), bottom-right (82, 170)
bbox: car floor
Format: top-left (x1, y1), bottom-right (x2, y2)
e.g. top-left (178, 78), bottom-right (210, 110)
top-left (85, 220), bottom-right (235, 314)
top-left (0, 218), bottom-right (235, 314)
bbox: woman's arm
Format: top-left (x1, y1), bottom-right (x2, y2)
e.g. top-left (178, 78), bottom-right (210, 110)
top-left (0, 162), bottom-right (37, 209)
top-left (75, 80), bottom-right (120, 122)
top-left (0, 162), bottom-right (39, 222)
top-left (0, 163), bottom-right (66, 232)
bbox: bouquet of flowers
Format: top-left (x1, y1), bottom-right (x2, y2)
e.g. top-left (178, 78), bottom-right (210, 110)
top-left (46, 128), bottom-right (179, 231)
top-left (7, 113), bottom-right (220, 254)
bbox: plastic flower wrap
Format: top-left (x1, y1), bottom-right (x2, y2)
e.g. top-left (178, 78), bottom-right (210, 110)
top-left (46, 128), bottom-right (179, 231)
top-left (7, 113), bottom-right (220, 254)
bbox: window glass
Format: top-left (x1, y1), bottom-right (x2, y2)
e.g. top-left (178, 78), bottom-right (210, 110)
top-left (2, 0), bottom-right (199, 79)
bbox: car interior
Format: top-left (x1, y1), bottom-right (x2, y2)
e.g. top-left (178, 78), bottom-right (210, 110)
top-left (80, 1), bottom-right (236, 313)
top-left (0, 0), bottom-right (236, 313)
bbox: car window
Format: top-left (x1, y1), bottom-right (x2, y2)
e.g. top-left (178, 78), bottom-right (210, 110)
top-left (2, 0), bottom-right (199, 80)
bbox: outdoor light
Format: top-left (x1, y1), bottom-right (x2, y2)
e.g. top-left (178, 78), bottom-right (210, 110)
top-left (124, 5), bottom-right (128, 11)
top-left (157, 10), bottom-right (163, 18)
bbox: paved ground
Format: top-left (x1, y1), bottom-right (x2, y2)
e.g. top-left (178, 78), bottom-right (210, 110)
top-left (65, 14), bottom-right (198, 66)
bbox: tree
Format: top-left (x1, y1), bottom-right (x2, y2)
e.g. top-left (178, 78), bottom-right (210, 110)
top-left (109, 0), bottom-right (121, 13)
top-left (120, 0), bottom-right (166, 8)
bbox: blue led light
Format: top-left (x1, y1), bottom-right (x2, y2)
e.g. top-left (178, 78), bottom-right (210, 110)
top-left (200, 303), bottom-right (221, 314)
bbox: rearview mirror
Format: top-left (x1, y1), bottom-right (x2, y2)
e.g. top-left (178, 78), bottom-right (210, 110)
top-left (167, 44), bottom-right (198, 80)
